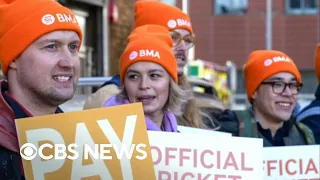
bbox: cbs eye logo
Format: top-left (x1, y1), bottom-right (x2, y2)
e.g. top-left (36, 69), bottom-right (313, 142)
top-left (20, 143), bottom-right (38, 160)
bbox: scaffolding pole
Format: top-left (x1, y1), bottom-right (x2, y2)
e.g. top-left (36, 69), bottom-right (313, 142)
top-left (266, 0), bottom-right (272, 50)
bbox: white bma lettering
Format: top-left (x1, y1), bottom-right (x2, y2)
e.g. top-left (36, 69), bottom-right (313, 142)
top-left (140, 50), bottom-right (145, 57)
top-left (273, 56), bottom-right (290, 62)
top-left (56, 14), bottom-right (65, 22)
top-left (177, 19), bottom-right (190, 27)
top-left (145, 49), bottom-right (154, 57)
top-left (139, 49), bottom-right (160, 59)
top-left (63, 14), bottom-right (73, 22)
top-left (56, 14), bottom-right (77, 23)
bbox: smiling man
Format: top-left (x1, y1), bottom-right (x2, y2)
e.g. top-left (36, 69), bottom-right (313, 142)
top-left (0, 0), bottom-right (82, 179)
top-left (219, 50), bottom-right (315, 146)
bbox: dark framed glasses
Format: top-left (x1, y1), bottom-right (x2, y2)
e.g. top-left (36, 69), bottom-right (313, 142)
top-left (170, 31), bottom-right (196, 49)
top-left (261, 81), bottom-right (303, 95)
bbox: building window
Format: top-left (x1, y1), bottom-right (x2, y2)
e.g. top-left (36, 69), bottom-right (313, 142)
top-left (72, 10), bottom-right (89, 54)
top-left (214, 0), bottom-right (248, 15)
top-left (160, 0), bottom-right (176, 6)
top-left (286, 0), bottom-right (318, 15)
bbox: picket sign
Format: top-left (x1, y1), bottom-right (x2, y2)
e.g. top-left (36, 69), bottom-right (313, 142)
top-left (15, 101), bottom-right (319, 180)
top-left (148, 131), bottom-right (264, 180)
top-left (15, 103), bottom-right (156, 180)
top-left (263, 145), bottom-right (320, 180)
top-left (177, 125), bottom-right (232, 138)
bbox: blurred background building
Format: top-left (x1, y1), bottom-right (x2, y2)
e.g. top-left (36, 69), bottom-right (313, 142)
top-left (1, 0), bottom-right (319, 110)
top-left (183, 0), bottom-right (319, 103)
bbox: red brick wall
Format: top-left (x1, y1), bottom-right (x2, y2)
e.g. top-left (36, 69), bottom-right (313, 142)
top-left (131, 0), bottom-right (319, 70)
top-left (187, 0), bottom-right (320, 70)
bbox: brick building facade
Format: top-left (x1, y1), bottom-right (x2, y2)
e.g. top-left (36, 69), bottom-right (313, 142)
top-left (172, 0), bottom-right (319, 94)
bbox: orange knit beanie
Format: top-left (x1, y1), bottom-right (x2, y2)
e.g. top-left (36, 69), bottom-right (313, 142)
top-left (244, 50), bottom-right (302, 103)
top-left (134, 0), bottom-right (193, 34)
top-left (314, 43), bottom-right (320, 82)
top-left (0, 0), bottom-right (6, 5)
top-left (0, 0), bottom-right (82, 76)
top-left (120, 24), bottom-right (177, 84)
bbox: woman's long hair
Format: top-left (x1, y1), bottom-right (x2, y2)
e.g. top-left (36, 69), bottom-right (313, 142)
top-left (177, 75), bottom-right (207, 129)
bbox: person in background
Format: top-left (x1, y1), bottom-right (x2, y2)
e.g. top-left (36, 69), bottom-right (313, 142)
top-left (218, 50), bottom-right (315, 146)
top-left (103, 24), bottom-right (189, 132)
top-left (296, 43), bottom-right (320, 144)
top-left (83, 75), bottom-right (121, 109)
top-left (0, 0), bottom-right (82, 178)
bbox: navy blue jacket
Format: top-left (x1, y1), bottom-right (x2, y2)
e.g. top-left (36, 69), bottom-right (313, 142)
top-left (297, 84), bottom-right (320, 144)
top-left (100, 75), bottom-right (121, 88)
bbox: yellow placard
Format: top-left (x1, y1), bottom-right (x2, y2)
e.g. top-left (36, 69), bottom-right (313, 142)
top-left (15, 103), bottom-right (156, 180)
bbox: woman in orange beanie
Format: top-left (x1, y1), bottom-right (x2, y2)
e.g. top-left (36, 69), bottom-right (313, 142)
top-left (103, 24), bottom-right (189, 132)
top-left (84, 0), bottom-right (213, 130)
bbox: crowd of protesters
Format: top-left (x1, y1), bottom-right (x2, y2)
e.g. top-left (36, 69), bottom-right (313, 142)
top-left (0, 0), bottom-right (319, 179)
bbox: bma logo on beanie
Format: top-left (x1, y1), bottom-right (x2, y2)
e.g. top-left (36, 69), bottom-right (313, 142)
top-left (129, 51), bottom-right (138, 60)
top-left (167, 19), bottom-right (191, 29)
top-left (42, 14), bottom-right (55, 25)
top-left (264, 56), bottom-right (291, 67)
top-left (167, 19), bottom-right (177, 28)
top-left (41, 13), bottom-right (78, 26)
top-left (129, 49), bottom-right (160, 60)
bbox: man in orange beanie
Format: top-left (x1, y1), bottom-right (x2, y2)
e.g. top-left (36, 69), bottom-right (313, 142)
top-left (134, 0), bottom-right (195, 77)
top-left (0, 0), bottom-right (82, 178)
top-left (297, 44), bottom-right (320, 144)
top-left (134, 1), bottom-right (210, 129)
top-left (218, 50), bottom-right (315, 146)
